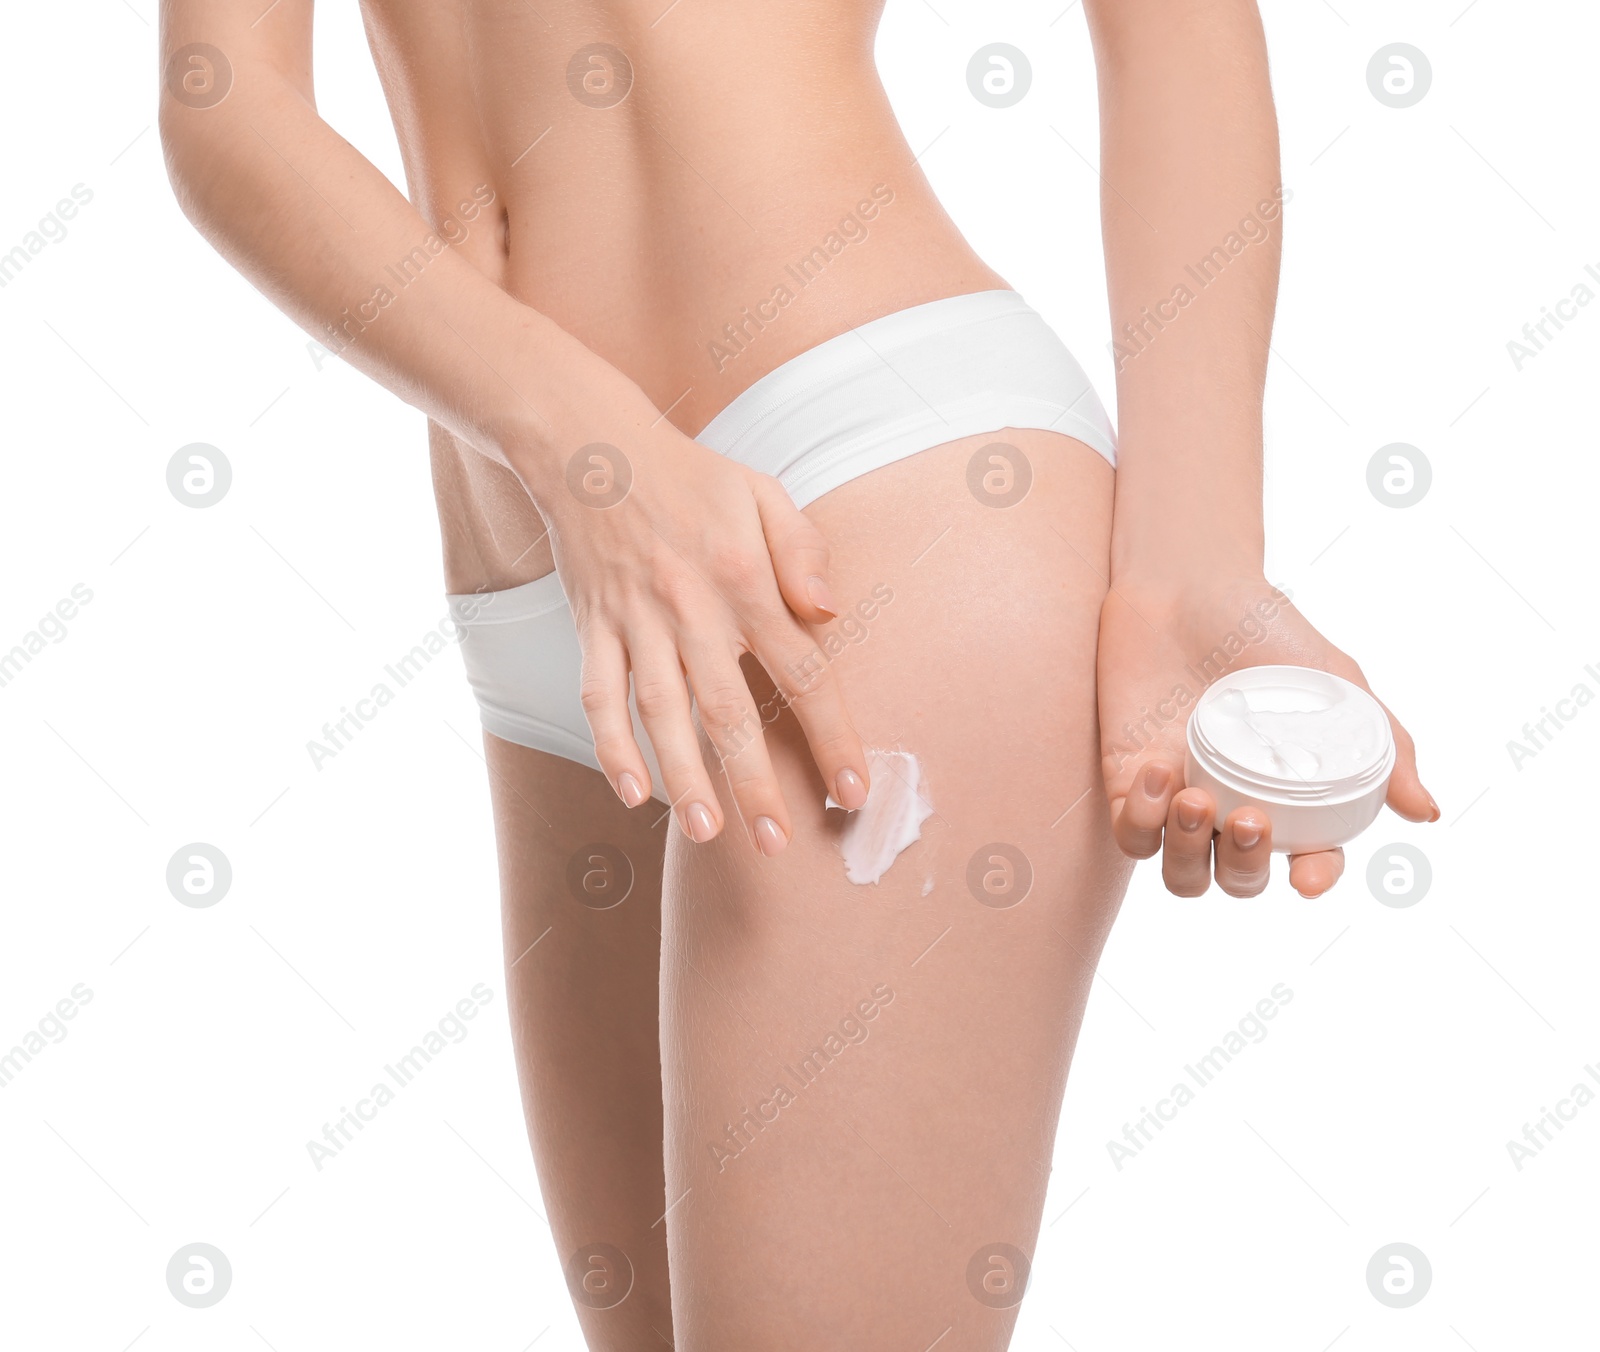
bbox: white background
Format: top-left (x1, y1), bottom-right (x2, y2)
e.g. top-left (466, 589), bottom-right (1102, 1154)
top-left (1, 0), bottom-right (1593, 1347)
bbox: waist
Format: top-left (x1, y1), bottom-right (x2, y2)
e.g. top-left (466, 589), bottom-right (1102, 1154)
top-left (364, 0), bottom-right (1012, 417)
top-left (499, 180), bottom-right (1004, 431)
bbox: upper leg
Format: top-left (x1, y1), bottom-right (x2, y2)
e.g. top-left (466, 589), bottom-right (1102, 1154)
top-left (660, 431), bottom-right (1135, 1350)
top-left (484, 733), bottom-right (673, 1350)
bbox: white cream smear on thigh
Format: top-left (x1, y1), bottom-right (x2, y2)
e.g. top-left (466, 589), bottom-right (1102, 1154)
top-left (824, 748), bottom-right (934, 885)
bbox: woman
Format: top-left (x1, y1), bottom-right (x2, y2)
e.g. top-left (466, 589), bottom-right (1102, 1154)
top-left (160, 1), bottom-right (1437, 1346)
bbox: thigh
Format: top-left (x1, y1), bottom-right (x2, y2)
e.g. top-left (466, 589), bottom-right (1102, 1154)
top-left (484, 734), bottom-right (673, 1350)
top-left (660, 430), bottom-right (1135, 1351)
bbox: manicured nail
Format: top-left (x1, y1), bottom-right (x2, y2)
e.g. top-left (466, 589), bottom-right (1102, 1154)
top-left (1232, 818), bottom-right (1263, 850)
top-left (806, 575), bottom-right (838, 618)
top-left (835, 767), bottom-right (867, 810)
top-left (1175, 798), bottom-right (1206, 832)
top-left (617, 772), bottom-right (647, 808)
top-left (1426, 793), bottom-right (1440, 822)
top-left (1143, 763), bottom-right (1171, 799)
top-left (753, 816), bottom-right (787, 857)
top-left (685, 802), bottom-right (717, 843)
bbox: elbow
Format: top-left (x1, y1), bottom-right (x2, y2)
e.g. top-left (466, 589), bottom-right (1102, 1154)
top-left (158, 99), bottom-right (235, 241)
top-left (157, 40), bottom-right (234, 211)
top-left (158, 104), bottom-right (204, 221)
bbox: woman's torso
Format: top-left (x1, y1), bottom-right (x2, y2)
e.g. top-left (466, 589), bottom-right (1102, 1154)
top-left (357, 0), bottom-right (1007, 590)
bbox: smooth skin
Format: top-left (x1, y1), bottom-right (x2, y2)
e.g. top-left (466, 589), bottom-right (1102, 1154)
top-left (160, 0), bottom-right (1437, 1344)
top-left (494, 430), bottom-right (1127, 1350)
top-left (1081, 0), bottom-right (1439, 898)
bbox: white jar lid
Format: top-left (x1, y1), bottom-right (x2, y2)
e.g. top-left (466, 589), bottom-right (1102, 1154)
top-left (1186, 665), bottom-right (1395, 804)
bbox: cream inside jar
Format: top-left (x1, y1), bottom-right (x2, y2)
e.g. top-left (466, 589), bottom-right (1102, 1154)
top-left (1184, 665), bottom-right (1395, 854)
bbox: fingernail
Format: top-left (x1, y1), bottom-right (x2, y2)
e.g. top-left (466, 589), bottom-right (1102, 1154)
top-left (684, 802), bottom-right (717, 843)
top-left (835, 767), bottom-right (867, 810)
top-left (806, 575), bottom-right (837, 618)
top-left (1426, 794), bottom-right (1441, 822)
top-left (1232, 818), bottom-right (1263, 850)
top-left (617, 772), bottom-right (647, 808)
top-left (1176, 798), bottom-right (1206, 832)
top-left (1143, 763), bottom-right (1171, 799)
top-left (753, 816), bottom-right (787, 857)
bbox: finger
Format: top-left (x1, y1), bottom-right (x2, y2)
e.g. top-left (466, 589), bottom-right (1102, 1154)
top-left (1214, 806), bottom-right (1272, 897)
top-left (749, 473), bottom-right (839, 624)
top-left (576, 626), bottom-right (654, 808)
top-left (752, 622), bottom-right (871, 811)
top-left (1346, 671), bottom-right (1437, 824)
top-left (681, 640), bottom-right (792, 857)
top-left (1288, 848), bottom-right (1345, 898)
top-left (629, 640), bottom-right (724, 844)
top-left (1161, 788), bottom-right (1216, 897)
top-left (1381, 710), bottom-right (1437, 822)
top-left (1112, 761), bottom-right (1179, 860)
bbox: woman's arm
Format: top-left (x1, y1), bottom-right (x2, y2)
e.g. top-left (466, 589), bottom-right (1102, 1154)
top-left (160, 2), bottom-right (595, 468)
top-left (1086, 0), bottom-right (1277, 587)
top-left (1083, 0), bottom-right (1437, 897)
top-left (159, 0), bottom-right (872, 845)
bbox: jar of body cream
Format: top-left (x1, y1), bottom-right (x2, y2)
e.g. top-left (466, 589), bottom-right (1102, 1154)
top-left (1184, 665), bottom-right (1395, 854)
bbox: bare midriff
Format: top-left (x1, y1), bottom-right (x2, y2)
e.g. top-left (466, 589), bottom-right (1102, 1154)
top-left (357, 0), bottom-right (1009, 591)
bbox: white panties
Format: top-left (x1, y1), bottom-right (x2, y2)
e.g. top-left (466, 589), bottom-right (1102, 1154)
top-left (445, 289), bottom-right (1116, 800)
